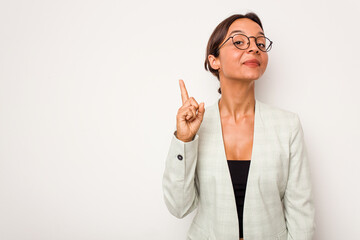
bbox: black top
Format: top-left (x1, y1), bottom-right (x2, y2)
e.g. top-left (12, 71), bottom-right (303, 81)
top-left (227, 160), bottom-right (251, 238)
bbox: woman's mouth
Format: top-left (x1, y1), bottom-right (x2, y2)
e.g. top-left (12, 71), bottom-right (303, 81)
top-left (243, 59), bottom-right (260, 67)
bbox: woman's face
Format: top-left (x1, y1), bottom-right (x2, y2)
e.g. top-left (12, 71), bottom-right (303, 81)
top-left (212, 18), bottom-right (269, 81)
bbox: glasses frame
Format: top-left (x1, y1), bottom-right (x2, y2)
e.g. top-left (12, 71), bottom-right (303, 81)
top-left (216, 33), bottom-right (273, 53)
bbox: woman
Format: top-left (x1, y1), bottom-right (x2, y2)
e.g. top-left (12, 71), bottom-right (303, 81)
top-left (162, 12), bottom-right (315, 240)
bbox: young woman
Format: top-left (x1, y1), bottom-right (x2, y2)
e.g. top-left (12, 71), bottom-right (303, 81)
top-left (162, 12), bottom-right (315, 240)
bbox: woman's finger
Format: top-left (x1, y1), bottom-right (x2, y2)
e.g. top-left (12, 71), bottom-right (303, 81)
top-left (188, 97), bottom-right (199, 109)
top-left (179, 79), bottom-right (189, 105)
top-left (189, 105), bottom-right (197, 119)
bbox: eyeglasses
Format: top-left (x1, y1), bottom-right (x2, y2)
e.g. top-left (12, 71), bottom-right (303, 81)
top-left (216, 34), bottom-right (273, 53)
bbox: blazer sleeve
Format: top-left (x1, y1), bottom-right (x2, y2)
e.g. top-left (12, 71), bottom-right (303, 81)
top-left (162, 130), bottom-right (199, 219)
top-left (284, 114), bottom-right (316, 239)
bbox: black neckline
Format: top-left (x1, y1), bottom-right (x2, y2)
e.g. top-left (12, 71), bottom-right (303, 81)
top-left (227, 160), bottom-right (251, 161)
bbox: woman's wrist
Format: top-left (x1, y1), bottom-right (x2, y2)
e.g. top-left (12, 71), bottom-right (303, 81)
top-left (174, 131), bottom-right (194, 142)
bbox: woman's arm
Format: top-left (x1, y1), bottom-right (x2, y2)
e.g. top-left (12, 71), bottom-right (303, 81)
top-left (162, 131), bottom-right (200, 219)
top-left (284, 114), bottom-right (316, 239)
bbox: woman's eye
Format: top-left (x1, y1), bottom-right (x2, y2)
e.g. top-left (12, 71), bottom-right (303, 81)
top-left (257, 43), bottom-right (265, 48)
top-left (234, 41), bottom-right (244, 45)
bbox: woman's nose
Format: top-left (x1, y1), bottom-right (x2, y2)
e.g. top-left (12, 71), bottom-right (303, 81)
top-left (247, 38), bottom-right (259, 53)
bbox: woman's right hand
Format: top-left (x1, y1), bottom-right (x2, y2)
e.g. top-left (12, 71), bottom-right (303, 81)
top-left (176, 79), bottom-right (205, 142)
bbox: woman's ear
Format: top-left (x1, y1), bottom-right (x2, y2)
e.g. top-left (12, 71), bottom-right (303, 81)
top-left (208, 54), bottom-right (220, 70)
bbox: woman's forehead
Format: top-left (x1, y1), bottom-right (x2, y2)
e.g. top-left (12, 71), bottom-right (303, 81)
top-left (227, 18), bottom-right (264, 37)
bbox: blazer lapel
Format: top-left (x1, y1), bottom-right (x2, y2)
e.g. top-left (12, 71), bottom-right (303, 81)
top-left (213, 97), bottom-right (264, 239)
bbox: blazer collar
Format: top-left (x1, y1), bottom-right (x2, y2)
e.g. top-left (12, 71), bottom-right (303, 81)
top-left (199, 97), bottom-right (273, 238)
top-left (201, 96), bottom-right (264, 237)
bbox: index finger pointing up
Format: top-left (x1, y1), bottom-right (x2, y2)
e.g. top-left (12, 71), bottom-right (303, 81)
top-left (179, 79), bottom-right (189, 105)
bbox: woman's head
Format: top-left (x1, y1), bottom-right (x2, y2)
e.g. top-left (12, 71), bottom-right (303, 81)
top-left (204, 12), bottom-right (271, 94)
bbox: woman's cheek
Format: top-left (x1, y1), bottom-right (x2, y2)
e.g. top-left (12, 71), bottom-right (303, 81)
top-left (260, 56), bottom-right (268, 73)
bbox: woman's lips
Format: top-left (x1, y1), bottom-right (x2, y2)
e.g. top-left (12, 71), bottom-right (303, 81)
top-left (243, 59), bottom-right (260, 67)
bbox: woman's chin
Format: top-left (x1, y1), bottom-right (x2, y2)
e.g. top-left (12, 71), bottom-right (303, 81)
top-left (222, 72), bottom-right (263, 81)
top-left (237, 74), bottom-right (262, 81)
top-left (231, 71), bottom-right (263, 81)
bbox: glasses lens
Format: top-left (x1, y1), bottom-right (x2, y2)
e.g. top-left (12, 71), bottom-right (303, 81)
top-left (232, 34), bottom-right (249, 50)
top-left (256, 36), bottom-right (272, 52)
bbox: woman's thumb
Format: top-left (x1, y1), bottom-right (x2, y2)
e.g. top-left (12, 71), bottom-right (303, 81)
top-left (197, 102), bottom-right (205, 119)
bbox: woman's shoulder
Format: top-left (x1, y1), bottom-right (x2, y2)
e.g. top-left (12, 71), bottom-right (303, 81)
top-left (257, 99), bottom-right (301, 131)
top-left (257, 99), bottom-right (297, 116)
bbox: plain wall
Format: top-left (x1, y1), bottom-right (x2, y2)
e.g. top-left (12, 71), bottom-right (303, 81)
top-left (1, 0), bottom-right (359, 239)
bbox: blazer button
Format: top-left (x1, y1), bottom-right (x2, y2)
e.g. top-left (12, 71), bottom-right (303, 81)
top-left (177, 154), bottom-right (183, 160)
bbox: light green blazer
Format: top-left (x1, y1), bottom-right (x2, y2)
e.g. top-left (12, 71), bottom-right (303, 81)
top-left (162, 97), bottom-right (316, 240)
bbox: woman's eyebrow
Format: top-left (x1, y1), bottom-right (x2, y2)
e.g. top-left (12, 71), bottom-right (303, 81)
top-left (229, 30), bottom-right (265, 36)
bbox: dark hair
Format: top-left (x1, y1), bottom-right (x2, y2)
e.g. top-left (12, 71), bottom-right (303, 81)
top-left (204, 12), bottom-right (264, 94)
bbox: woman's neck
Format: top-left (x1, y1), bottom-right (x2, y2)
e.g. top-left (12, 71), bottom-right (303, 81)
top-left (218, 79), bottom-right (255, 122)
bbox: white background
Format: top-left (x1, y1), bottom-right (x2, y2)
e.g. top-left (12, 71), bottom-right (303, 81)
top-left (1, 0), bottom-right (359, 239)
